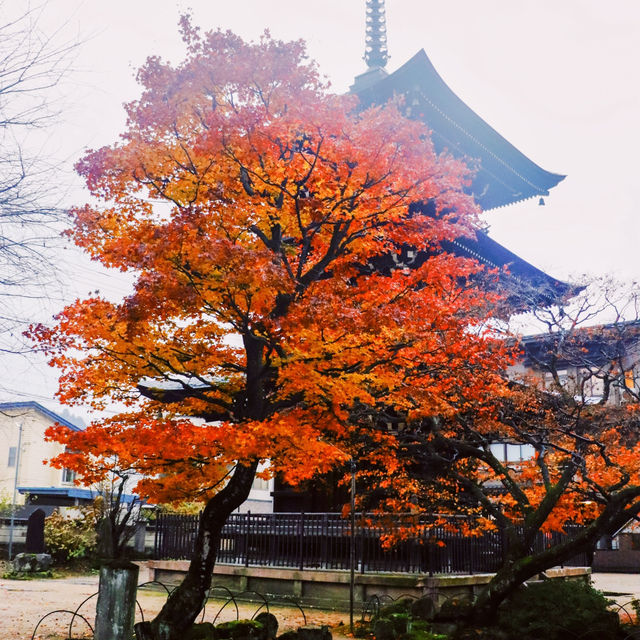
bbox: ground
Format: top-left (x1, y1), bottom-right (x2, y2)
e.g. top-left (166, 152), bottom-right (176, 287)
top-left (0, 570), bottom-right (635, 638)
top-left (0, 570), bottom-right (351, 639)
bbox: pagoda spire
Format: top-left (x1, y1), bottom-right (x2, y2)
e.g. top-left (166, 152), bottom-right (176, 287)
top-left (365, 0), bottom-right (389, 69)
top-left (351, 0), bottom-right (389, 92)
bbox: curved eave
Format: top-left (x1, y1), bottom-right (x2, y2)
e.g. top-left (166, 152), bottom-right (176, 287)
top-left (355, 49), bottom-right (565, 211)
top-left (448, 230), bottom-right (580, 306)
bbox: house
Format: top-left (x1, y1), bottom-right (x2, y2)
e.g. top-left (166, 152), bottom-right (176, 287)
top-left (506, 321), bottom-right (640, 570)
top-left (0, 400), bottom-right (97, 510)
top-left (482, 319), bottom-right (640, 469)
top-left (0, 399), bottom-right (274, 516)
top-left (235, 463), bottom-right (275, 514)
top-left (512, 320), bottom-right (640, 406)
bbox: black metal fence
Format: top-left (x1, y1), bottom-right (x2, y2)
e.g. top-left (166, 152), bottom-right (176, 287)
top-left (154, 512), bottom-right (588, 575)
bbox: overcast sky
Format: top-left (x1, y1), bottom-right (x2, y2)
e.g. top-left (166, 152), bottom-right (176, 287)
top-left (2, 0), bottom-right (639, 414)
top-left (49, 0), bottom-right (640, 282)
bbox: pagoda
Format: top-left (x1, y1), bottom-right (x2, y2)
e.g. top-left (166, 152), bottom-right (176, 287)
top-left (352, 0), bottom-right (571, 305)
top-left (272, 1), bottom-right (574, 512)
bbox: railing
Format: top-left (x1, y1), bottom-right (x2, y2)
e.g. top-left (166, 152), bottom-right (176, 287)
top-left (153, 512), bottom-right (588, 575)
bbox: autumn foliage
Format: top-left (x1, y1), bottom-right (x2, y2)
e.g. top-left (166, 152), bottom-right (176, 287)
top-left (29, 24), bottom-right (524, 635)
top-left (31, 22), bottom-right (512, 512)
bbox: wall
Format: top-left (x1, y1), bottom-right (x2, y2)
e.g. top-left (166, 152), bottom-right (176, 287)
top-left (593, 534), bottom-right (640, 573)
top-left (235, 463), bottom-right (274, 514)
top-left (142, 561), bottom-right (590, 611)
top-left (0, 407), bottom-right (70, 502)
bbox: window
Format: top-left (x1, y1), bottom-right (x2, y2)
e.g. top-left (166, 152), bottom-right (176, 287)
top-left (506, 444), bottom-right (523, 462)
top-left (596, 535), bottom-right (619, 550)
top-left (251, 475), bottom-right (270, 491)
top-left (579, 368), bottom-right (604, 400)
top-left (489, 442), bottom-right (535, 462)
top-left (62, 468), bottom-right (76, 484)
top-left (489, 443), bottom-right (506, 460)
top-left (7, 446), bottom-right (16, 467)
top-left (544, 369), bottom-right (568, 390)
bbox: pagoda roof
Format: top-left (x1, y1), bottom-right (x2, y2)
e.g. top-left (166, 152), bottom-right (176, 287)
top-left (355, 49), bottom-right (566, 211)
top-left (444, 230), bottom-right (576, 305)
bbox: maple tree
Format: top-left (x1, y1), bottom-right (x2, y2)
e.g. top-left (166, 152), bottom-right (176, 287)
top-left (29, 16), bottom-right (640, 636)
top-left (30, 19), bottom-right (515, 639)
top-left (360, 280), bottom-right (640, 626)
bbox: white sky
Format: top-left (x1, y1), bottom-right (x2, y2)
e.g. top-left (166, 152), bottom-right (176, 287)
top-left (2, 0), bottom-right (639, 416)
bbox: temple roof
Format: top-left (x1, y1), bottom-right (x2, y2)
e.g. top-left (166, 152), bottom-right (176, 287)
top-left (354, 49), bottom-right (566, 211)
top-left (444, 230), bottom-right (575, 305)
top-left (351, 47), bottom-right (573, 303)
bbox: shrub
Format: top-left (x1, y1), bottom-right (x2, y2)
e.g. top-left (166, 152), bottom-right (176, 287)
top-left (216, 619), bottom-right (265, 640)
top-left (44, 506), bottom-right (98, 563)
top-left (0, 490), bottom-right (12, 516)
top-left (354, 620), bottom-right (372, 638)
top-left (436, 597), bottom-right (474, 622)
top-left (496, 579), bottom-right (620, 640)
top-left (371, 615), bottom-right (447, 640)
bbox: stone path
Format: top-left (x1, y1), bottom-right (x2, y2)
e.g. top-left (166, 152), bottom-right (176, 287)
top-left (592, 571), bottom-right (640, 612)
top-left (0, 573), bottom-right (350, 639)
top-left (593, 572), bottom-right (640, 599)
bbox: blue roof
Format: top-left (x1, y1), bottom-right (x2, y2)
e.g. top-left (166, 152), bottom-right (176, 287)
top-left (0, 401), bottom-right (83, 431)
top-left (18, 486), bottom-right (139, 503)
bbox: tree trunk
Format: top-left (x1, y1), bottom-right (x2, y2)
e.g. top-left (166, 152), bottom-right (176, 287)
top-left (466, 523), bottom-right (605, 627)
top-left (466, 554), bottom-right (545, 626)
top-left (135, 461), bottom-right (258, 640)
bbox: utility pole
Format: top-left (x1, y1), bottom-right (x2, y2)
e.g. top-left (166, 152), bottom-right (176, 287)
top-left (349, 458), bottom-right (356, 633)
top-left (8, 422), bottom-right (23, 560)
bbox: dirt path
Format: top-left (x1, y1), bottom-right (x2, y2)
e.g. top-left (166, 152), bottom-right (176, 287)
top-left (0, 573), bottom-right (351, 639)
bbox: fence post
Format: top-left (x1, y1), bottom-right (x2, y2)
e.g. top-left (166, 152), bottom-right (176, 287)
top-left (357, 516), bottom-right (364, 574)
top-left (299, 511), bottom-right (305, 570)
top-left (153, 512), bottom-right (161, 560)
top-left (321, 513), bottom-right (328, 569)
top-left (500, 526), bottom-right (508, 565)
top-left (245, 511), bottom-right (251, 567)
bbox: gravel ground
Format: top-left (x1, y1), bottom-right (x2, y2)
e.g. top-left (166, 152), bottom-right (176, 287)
top-left (3, 570), bottom-right (629, 638)
top-left (0, 572), bottom-right (351, 639)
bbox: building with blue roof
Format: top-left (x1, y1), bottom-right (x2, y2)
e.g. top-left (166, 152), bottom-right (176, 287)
top-left (0, 400), bottom-right (137, 508)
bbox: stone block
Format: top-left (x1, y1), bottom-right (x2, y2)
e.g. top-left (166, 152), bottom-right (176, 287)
top-left (216, 619), bottom-right (265, 640)
top-left (12, 552), bottom-right (52, 573)
top-left (94, 561), bottom-right (139, 640)
top-left (372, 619), bottom-right (394, 640)
top-left (185, 622), bottom-right (216, 639)
top-left (255, 612), bottom-right (278, 639)
top-left (409, 595), bottom-right (436, 621)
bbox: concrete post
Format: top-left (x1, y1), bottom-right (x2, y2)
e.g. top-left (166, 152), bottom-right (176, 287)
top-left (95, 561), bottom-right (139, 640)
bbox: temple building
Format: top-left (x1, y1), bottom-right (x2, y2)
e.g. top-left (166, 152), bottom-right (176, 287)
top-left (352, 0), bottom-right (571, 306)
top-left (271, 0), bottom-right (573, 513)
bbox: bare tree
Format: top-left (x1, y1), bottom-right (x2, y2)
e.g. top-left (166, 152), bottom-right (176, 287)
top-left (0, 2), bottom-right (76, 354)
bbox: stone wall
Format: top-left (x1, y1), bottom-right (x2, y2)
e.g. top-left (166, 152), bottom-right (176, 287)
top-left (140, 561), bottom-right (590, 611)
